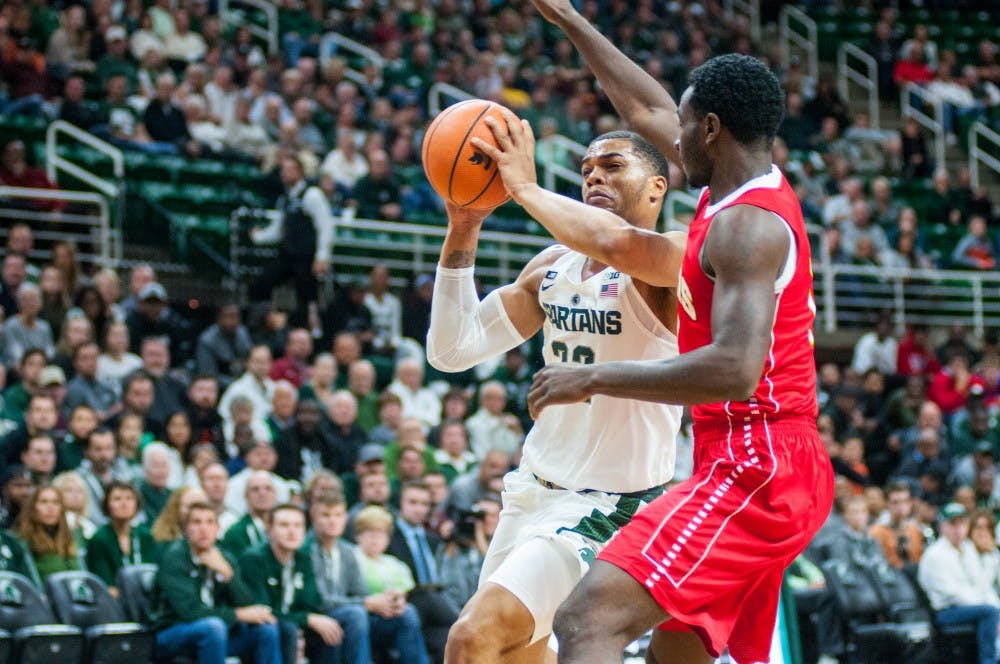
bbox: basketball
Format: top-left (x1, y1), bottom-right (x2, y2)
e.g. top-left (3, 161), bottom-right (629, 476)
top-left (421, 99), bottom-right (513, 211)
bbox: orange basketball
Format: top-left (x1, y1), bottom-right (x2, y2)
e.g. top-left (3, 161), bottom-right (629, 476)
top-left (422, 99), bottom-right (513, 210)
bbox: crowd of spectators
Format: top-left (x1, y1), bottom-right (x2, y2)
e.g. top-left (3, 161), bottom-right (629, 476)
top-left (2, 0), bottom-right (1000, 661)
top-left (0, 222), bottom-right (529, 663)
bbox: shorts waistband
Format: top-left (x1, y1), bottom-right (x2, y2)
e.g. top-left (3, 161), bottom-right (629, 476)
top-left (693, 415), bottom-right (818, 441)
top-left (532, 473), bottom-right (664, 499)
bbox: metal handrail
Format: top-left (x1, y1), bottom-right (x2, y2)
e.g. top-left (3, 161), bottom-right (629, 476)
top-left (427, 81), bottom-right (474, 117)
top-left (664, 190), bottom-right (697, 231)
top-left (837, 43), bottom-right (880, 129)
top-left (779, 6), bottom-right (818, 86)
top-left (901, 83), bottom-right (946, 168)
top-left (219, 0), bottom-right (278, 55)
top-left (319, 32), bottom-right (385, 71)
top-left (46, 120), bottom-right (123, 198)
top-left (723, 0), bottom-right (761, 46)
top-left (969, 121), bottom-right (1000, 190)
top-left (0, 186), bottom-right (116, 265)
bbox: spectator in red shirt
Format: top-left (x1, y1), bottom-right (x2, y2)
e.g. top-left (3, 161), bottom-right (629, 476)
top-left (269, 327), bottom-right (313, 388)
top-left (897, 324), bottom-right (942, 377)
top-left (894, 43), bottom-right (935, 87)
top-left (928, 351), bottom-right (985, 418)
top-left (0, 140), bottom-right (66, 211)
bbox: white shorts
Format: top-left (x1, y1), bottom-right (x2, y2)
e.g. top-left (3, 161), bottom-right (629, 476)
top-left (480, 465), bottom-right (663, 643)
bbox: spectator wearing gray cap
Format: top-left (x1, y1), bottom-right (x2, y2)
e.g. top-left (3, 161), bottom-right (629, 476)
top-left (125, 281), bottom-right (190, 362)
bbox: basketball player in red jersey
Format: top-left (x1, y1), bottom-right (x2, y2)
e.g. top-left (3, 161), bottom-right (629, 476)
top-left (473, 5), bottom-right (835, 661)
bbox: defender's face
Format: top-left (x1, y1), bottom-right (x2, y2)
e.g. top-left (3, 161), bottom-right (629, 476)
top-left (580, 139), bottom-right (653, 220)
top-left (676, 89), bottom-right (712, 189)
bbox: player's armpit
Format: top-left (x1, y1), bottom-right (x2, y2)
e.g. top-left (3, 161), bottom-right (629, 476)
top-left (702, 205), bottom-right (790, 395)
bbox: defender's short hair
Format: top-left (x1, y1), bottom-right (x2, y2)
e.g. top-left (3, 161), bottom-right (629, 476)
top-left (687, 54), bottom-right (785, 146)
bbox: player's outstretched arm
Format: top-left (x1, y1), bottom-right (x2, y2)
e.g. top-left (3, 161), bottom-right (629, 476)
top-left (528, 206), bottom-right (790, 415)
top-left (532, 0), bottom-right (680, 165)
top-left (472, 111), bottom-right (684, 288)
top-left (426, 203), bottom-right (551, 373)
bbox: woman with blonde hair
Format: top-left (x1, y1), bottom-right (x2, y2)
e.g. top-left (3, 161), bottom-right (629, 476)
top-left (16, 485), bottom-right (83, 582)
top-left (52, 471), bottom-right (97, 539)
top-left (151, 485), bottom-right (208, 544)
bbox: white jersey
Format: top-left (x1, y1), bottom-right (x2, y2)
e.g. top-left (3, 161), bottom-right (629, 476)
top-left (521, 249), bottom-right (681, 493)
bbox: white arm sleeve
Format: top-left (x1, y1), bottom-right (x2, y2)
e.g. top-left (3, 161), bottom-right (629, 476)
top-left (426, 265), bottom-right (529, 373)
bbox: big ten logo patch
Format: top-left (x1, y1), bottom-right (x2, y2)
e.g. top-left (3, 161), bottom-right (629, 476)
top-left (678, 275), bottom-right (696, 321)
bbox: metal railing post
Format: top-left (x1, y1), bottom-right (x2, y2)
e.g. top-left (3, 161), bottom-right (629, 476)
top-left (837, 43), bottom-right (880, 129)
top-left (723, 0), bottom-right (761, 46)
top-left (969, 122), bottom-right (1000, 190)
top-left (902, 84), bottom-right (946, 168)
top-left (779, 6), bottom-right (818, 86)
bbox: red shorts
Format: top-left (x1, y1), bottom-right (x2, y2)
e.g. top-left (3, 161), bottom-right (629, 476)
top-left (599, 416), bottom-right (834, 664)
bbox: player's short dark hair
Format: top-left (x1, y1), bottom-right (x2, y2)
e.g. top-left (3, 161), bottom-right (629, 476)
top-left (591, 130), bottom-right (670, 179)
top-left (687, 54), bottom-right (785, 146)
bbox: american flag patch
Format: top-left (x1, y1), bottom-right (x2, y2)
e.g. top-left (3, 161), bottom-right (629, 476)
top-left (600, 283), bottom-right (618, 297)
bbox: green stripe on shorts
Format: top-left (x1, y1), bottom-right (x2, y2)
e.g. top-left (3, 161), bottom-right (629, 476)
top-left (560, 485), bottom-right (664, 544)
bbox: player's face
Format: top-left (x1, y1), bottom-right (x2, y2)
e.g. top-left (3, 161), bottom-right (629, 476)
top-left (676, 88), bottom-right (712, 189)
top-left (580, 139), bottom-right (651, 221)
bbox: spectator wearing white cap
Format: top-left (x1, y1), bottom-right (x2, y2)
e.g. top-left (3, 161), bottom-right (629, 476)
top-left (95, 25), bottom-right (137, 93)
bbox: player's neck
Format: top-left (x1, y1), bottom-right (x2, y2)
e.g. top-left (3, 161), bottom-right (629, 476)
top-left (707, 148), bottom-right (773, 204)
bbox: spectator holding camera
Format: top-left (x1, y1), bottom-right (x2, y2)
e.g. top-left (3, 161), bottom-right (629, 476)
top-left (437, 497), bottom-right (500, 608)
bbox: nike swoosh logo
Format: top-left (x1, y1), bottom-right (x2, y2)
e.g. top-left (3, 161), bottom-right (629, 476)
top-left (540, 283), bottom-right (554, 291)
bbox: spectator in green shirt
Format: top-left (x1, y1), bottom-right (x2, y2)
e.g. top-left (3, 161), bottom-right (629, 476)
top-left (15, 485), bottom-right (82, 582)
top-left (240, 504), bottom-right (344, 664)
top-left (0, 529), bottom-right (42, 587)
top-left (85, 481), bottom-right (157, 594)
top-left (151, 502), bottom-right (281, 662)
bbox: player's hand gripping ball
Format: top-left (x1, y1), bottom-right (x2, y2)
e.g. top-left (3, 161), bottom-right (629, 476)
top-left (422, 99), bottom-right (514, 210)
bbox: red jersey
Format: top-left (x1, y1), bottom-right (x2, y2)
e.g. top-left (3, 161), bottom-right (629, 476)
top-left (678, 166), bottom-right (817, 428)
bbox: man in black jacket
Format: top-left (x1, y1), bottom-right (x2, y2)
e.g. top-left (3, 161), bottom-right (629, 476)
top-left (249, 155), bottom-right (332, 328)
top-left (143, 72), bottom-right (200, 157)
top-left (275, 399), bottom-right (343, 482)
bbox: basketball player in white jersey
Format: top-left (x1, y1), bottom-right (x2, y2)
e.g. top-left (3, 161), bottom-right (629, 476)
top-left (427, 130), bottom-right (685, 663)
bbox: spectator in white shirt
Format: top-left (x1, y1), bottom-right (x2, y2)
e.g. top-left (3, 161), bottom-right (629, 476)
top-left (465, 381), bottom-right (524, 460)
top-left (204, 65), bottom-right (238, 127)
top-left (918, 502), bottom-right (999, 664)
top-left (851, 313), bottom-right (898, 376)
top-left (218, 344), bottom-right (275, 435)
top-left (224, 441), bottom-right (292, 516)
top-left (822, 177), bottom-right (865, 228)
top-left (162, 8), bottom-right (206, 62)
top-left (319, 130), bottom-right (368, 192)
top-left (387, 358), bottom-right (441, 432)
top-left (364, 263), bottom-right (402, 355)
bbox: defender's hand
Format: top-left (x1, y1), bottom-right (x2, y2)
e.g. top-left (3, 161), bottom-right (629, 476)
top-left (528, 364), bottom-right (594, 418)
top-left (530, 0), bottom-right (577, 24)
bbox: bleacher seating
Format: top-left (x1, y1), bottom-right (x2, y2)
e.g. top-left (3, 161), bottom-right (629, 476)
top-left (0, 572), bottom-right (84, 664)
top-left (45, 571), bottom-right (153, 664)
